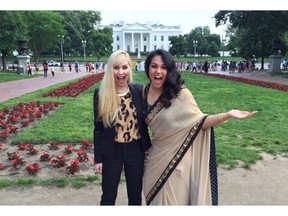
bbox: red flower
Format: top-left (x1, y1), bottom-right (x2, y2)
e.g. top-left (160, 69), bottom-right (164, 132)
top-left (18, 143), bottom-right (28, 151)
top-left (77, 150), bottom-right (89, 162)
top-left (0, 112), bottom-right (5, 120)
top-left (43, 73), bottom-right (104, 97)
top-left (48, 141), bottom-right (61, 150)
top-left (80, 139), bottom-right (93, 150)
top-left (12, 157), bottom-right (26, 169)
top-left (0, 130), bottom-right (9, 141)
top-left (21, 120), bottom-right (30, 127)
top-left (64, 146), bottom-right (73, 154)
top-left (0, 163), bottom-right (5, 170)
top-left (198, 73), bottom-right (288, 92)
top-left (25, 163), bottom-right (41, 175)
top-left (0, 144), bottom-right (4, 152)
top-left (0, 121), bottom-right (8, 130)
top-left (66, 159), bottom-right (80, 175)
top-left (40, 153), bottom-right (50, 161)
top-left (50, 154), bottom-right (66, 168)
top-left (8, 125), bottom-right (18, 134)
top-left (27, 146), bottom-right (39, 155)
top-left (7, 151), bottom-right (20, 160)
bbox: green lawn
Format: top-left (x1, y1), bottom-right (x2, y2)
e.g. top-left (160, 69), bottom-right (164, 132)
top-left (1, 72), bottom-right (288, 169)
top-left (0, 72), bottom-right (42, 83)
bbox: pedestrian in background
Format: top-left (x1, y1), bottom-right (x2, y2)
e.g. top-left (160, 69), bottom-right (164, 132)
top-left (43, 61), bottom-right (48, 78)
top-left (27, 62), bottom-right (32, 75)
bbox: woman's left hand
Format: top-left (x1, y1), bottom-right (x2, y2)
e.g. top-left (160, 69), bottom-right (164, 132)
top-left (227, 109), bottom-right (258, 120)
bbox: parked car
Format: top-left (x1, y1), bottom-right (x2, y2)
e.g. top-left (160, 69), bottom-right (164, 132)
top-left (47, 60), bottom-right (60, 66)
top-left (7, 63), bottom-right (18, 70)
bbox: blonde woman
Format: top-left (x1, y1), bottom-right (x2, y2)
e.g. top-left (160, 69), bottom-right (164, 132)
top-left (93, 50), bottom-right (151, 205)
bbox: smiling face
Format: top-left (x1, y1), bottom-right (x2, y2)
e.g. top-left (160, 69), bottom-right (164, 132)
top-left (148, 55), bottom-right (168, 91)
top-left (113, 60), bottom-right (131, 92)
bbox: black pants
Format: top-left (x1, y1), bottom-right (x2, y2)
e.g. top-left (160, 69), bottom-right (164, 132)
top-left (100, 140), bottom-right (145, 205)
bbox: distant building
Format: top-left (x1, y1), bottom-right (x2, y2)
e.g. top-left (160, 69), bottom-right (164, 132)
top-left (97, 21), bottom-right (182, 53)
top-left (218, 51), bottom-right (231, 57)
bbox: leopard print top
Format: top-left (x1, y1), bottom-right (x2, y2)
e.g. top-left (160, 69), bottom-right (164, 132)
top-left (115, 90), bottom-right (141, 143)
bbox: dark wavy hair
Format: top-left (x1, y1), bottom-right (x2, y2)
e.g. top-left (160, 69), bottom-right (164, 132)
top-left (144, 49), bottom-right (185, 108)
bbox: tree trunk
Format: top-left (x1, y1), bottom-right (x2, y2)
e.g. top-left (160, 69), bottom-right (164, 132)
top-left (1, 51), bottom-right (7, 71)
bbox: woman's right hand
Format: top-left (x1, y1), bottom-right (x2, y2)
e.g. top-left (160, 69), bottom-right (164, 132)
top-left (95, 163), bottom-right (103, 174)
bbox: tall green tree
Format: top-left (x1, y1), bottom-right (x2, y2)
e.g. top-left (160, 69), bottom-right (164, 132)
top-left (25, 11), bottom-right (65, 64)
top-left (169, 35), bottom-right (188, 58)
top-left (59, 11), bottom-right (102, 56)
top-left (0, 11), bottom-right (27, 70)
top-left (214, 11), bottom-right (288, 69)
top-left (87, 27), bottom-right (113, 62)
top-left (186, 26), bottom-right (221, 57)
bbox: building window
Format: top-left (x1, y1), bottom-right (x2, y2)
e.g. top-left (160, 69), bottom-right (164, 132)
top-left (116, 35), bottom-right (119, 41)
top-left (154, 36), bottom-right (157, 41)
top-left (117, 45), bottom-right (120, 50)
top-left (127, 45), bottom-right (130, 52)
top-left (154, 45), bottom-right (157, 50)
top-left (161, 36), bottom-right (164, 41)
top-left (144, 36), bottom-right (147, 41)
top-left (144, 45), bottom-right (147, 52)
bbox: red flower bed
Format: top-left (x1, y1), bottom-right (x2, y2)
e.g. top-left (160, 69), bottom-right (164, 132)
top-left (43, 73), bottom-right (104, 97)
top-left (0, 140), bottom-right (94, 177)
top-left (197, 72), bottom-right (288, 92)
top-left (0, 101), bottom-right (59, 142)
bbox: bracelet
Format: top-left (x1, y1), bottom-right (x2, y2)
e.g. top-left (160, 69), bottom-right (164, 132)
top-left (219, 113), bottom-right (229, 123)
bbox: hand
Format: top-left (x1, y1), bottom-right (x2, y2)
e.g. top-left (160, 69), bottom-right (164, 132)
top-left (95, 163), bottom-right (102, 174)
top-left (227, 109), bottom-right (258, 120)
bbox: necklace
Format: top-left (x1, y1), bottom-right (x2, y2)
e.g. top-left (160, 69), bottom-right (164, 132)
top-left (117, 87), bottom-right (129, 95)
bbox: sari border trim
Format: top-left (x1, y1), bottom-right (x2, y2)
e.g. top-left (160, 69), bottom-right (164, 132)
top-left (146, 116), bottom-right (207, 205)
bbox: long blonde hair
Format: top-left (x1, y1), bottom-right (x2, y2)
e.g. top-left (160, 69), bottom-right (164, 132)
top-left (98, 50), bottom-right (133, 127)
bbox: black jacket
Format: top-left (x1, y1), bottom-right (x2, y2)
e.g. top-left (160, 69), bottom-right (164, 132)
top-left (93, 83), bottom-right (151, 163)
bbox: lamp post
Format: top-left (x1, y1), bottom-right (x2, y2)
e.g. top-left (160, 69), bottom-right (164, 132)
top-left (193, 40), bottom-right (198, 59)
top-left (222, 35), bottom-right (227, 62)
top-left (82, 40), bottom-right (86, 62)
top-left (58, 35), bottom-right (64, 71)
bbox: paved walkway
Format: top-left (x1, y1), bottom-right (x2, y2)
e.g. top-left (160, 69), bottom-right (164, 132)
top-left (0, 69), bottom-right (287, 103)
top-left (0, 71), bottom-right (90, 103)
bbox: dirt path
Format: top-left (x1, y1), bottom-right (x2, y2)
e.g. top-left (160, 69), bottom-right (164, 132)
top-left (1, 153), bottom-right (288, 205)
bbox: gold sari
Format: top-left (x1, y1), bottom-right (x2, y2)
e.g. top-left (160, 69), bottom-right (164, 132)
top-left (143, 87), bottom-right (218, 205)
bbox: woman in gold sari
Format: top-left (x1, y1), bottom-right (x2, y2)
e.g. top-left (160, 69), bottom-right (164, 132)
top-left (143, 49), bottom-right (257, 205)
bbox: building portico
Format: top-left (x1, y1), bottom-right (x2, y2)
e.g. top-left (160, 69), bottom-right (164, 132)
top-left (99, 22), bottom-right (182, 52)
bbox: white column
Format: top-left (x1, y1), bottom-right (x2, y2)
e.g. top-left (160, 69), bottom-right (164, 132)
top-left (122, 32), bottom-right (126, 51)
top-left (140, 33), bottom-right (143, 52)
top-left (149, 33), bottom-right (152, 52)
top-left (131, 33), bottom-right (134, 52)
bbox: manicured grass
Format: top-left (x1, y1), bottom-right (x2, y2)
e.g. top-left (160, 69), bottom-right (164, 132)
top-left (0, 175), bottom-right (101, 189)
top-left (1, 72), bottom-right (288, 169)
top-left (0, 72), bottom-right (42, 83)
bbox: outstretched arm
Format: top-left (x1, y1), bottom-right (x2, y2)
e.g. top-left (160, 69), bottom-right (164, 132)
top-left (202, 109), bottom-right (257, 130)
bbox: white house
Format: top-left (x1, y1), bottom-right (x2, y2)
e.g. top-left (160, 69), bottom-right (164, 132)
top-left (98, 21), bottom-right (182, 53)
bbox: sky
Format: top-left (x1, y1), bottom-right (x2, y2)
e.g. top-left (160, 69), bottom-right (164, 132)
top-left (2, 0), bottom-right (286, 37)
top-left (4, 0), bottom-right (287, 35)
top-left (99, 10), bottom-right (226, 35)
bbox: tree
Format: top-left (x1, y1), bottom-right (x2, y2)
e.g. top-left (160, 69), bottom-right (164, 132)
top-left (59, 11), bottom-right (102, 56)
top-left (25, 11), bottom-right (65, 64)
top-left (214, 11), bottom-right (288, 69)
top-left (0, 11), bottom-right (27, 70)
top-left (207, 41), bottom-right (220, 57)
top-left (169, 35), bottom-right (188, 58)
top-left (87, 27), bottom-right (113, 62)
top-left (186, 26), bottom-right (221, 57)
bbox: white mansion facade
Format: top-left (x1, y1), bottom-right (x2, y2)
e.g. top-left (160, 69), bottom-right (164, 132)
top-left (99, 22), bottom-right (182, 53)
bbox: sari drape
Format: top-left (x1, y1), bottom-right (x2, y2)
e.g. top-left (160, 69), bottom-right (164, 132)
top-left (143, 87), bottom-right (218, 205)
